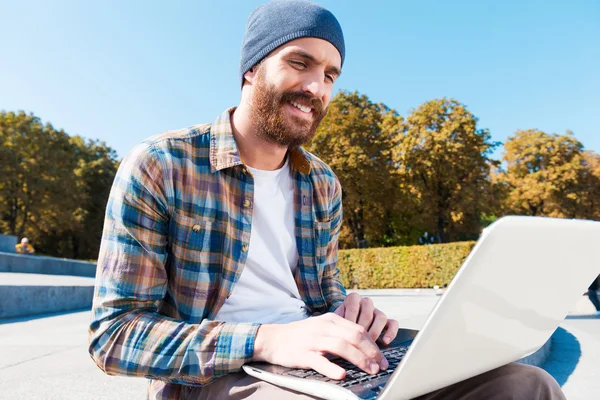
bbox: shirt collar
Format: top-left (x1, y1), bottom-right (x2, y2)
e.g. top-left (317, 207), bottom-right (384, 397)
top-left (210, 107), bottom-right (311, 175)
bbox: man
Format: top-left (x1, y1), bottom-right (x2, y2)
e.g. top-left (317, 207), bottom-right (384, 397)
top-left (89, 1), bottom-right (565, 399)
top-left (15, 237), bottom-right (35, 255)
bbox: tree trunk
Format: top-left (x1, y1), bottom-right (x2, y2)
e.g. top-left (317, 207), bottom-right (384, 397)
top-left (8, 196), bottom-right (17, 235)
top-left (17, 206), bottom-right (29, 239)
top-left (436, 214), bottom-right (447, 243)
top-left (349, 207), bottom-right (367, 248)
top-left (71, 231), bottom-right (79, 259)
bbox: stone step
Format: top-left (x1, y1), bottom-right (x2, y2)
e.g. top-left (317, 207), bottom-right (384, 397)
top-left (0, 272), bottom-right (95, 319)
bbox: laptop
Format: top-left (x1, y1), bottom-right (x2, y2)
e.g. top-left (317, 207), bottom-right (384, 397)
top-left (243, 216), bottom-right (600, 399)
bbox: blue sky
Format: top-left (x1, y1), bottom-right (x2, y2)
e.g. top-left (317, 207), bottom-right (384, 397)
top-left (1, 0), bottom-right (598, 160)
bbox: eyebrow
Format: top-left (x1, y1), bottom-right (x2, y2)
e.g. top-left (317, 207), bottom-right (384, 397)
top-left (289, 50), bottom-right (342, 77)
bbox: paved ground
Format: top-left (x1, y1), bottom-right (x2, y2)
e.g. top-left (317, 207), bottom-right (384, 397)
top-left (0, 290), bottom-right (598, 399)
top-left (0, 310), bottom-right (147, 400)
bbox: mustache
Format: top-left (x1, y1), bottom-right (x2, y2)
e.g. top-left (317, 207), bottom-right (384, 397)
top-left (281, 91), bottom-right (324, 115)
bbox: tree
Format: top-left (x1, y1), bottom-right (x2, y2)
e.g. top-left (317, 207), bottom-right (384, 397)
top-left (498, 129), bottom-right (585, 218)
top-left (0, 111), bottom-right (77, 239)
top-left (73, 139), bottom-right (119, 258)
top-left (307, 91), bottom-right (402, 248)
top-left (575, 150), bottom-right (600, 220)
top-left (0, 111), bottom-right (119, 259)
top-left (393, 98), bottom-right (499, 243)
top-left (32, 137), bottom-right (119, 259)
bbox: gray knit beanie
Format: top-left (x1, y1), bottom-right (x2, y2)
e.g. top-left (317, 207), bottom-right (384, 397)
top-left (239, 0), bottom-right (345, 86)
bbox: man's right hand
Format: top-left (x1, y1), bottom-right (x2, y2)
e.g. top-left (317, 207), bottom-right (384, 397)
top-left (252, 313), bottom-right (388, 380)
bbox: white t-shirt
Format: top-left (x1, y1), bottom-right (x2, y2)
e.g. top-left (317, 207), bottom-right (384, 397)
top-left (214, 157), bottom-right (310, 324)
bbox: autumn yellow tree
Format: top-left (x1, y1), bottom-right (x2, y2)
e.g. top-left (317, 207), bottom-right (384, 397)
top-left (498, 129), bottom-right (585, 218)
top-left (308, 91), bottom-right (403, 248)
top-left (573, 150), bottom-right (600, 220)
top-left (393, 98), bottom-right (499, 243)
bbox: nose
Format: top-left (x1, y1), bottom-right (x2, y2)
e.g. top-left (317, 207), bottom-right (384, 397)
top-left (301, 72), bottom-right (326, 101)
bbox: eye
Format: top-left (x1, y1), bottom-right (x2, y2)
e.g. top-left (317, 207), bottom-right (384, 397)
top-left (289, 60), bottom-right (306, 69)
top-left (325, 74), bottom-right (335, 83)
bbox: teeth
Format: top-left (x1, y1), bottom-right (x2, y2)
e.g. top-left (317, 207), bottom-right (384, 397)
top-left (290, 100), bottom-right (311, 113)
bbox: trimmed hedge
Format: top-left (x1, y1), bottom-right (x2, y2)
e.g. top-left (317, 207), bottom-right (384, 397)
top-left (337, 241), bottom-right (476, 289)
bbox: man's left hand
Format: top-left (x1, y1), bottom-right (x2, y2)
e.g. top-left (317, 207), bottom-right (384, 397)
top-left (334, 292), bottom-right (399, 345)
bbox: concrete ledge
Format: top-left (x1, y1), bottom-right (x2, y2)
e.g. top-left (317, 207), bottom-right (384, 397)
top-left (0, 251), bottom-right (96, 277)
top-left (0, 234), bottom-right (17, 253)
top-left (0, 273), bottom-right (95, 319)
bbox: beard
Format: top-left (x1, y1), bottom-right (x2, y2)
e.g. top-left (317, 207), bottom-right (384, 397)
top-left (249, 66), bottom-right (327, 148)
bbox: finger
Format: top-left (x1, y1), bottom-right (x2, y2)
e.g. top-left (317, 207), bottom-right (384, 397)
top-left (343, 293), bottom-right (362, 323)
top-left (327, 314), bottom-right (384, 366)
top-left (367, 308), bottom-right (388, 342)
top-left (317, 337), bottom-right (380, 376)
top-left (382, 319), bottom-right (400, 345)
top-left (357, 297), bottom-right (375, 331)
top-left (334, 303), bottom-right (345, 318)
top-left (307, 354), bottom-right (346, 380)
top-left (327, 312), bottom-right (376, 346)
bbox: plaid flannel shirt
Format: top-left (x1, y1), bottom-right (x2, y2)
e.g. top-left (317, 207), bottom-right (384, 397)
top-left (88, 108), bottom-right (346, 399)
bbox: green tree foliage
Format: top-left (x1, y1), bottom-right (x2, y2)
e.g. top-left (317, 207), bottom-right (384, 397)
top-left (0, 111), bottom-right (118, 259)
top-left (498, 130), bottom-right (585, 218)
top-left (393, 99), bottom-right (499, 243)
top-left (308, 91), bottom-right (403, 248)
top-left (0, 111), bottom-right (75, 239)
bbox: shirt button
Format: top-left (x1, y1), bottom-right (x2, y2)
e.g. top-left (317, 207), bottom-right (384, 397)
top-left (192, 224), bottom-right (201, 232)
top-left (243, 199), bottom-right (251, 208)
top-left (242, 244), bottom-right (249, 252)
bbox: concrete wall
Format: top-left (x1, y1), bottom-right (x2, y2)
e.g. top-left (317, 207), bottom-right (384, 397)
top-left (0, 273), bottom-right (96, 320)
top-left (0, 235), bottom-right (17, 253)
top-left (0, 252), bottom-right (96, 319)
top-left (0, 283), bottom-right (94, 319)
top-left (0, 252), bottom-right (96, 277)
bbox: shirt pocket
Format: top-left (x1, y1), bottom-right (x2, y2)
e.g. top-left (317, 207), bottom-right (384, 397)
top-left (169, 211), bottom-right (226, 268)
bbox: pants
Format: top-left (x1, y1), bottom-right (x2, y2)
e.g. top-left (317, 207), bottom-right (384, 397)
top-left (183, 362), bottom-right (565, 400)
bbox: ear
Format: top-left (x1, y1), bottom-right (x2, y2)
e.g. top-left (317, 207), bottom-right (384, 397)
top-left (244, 65), bottom-right (258, 85)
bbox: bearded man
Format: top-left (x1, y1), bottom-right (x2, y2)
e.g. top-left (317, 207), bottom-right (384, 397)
top-left (89, 1), bottom-right (565, 399)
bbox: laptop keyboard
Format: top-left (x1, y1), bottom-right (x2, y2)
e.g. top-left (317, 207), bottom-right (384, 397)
top-left (283, 346), bottom-right (408, 389)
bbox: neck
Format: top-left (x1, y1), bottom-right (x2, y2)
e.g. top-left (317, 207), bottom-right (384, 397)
top-left (231, 102), bottom-right (289, 171)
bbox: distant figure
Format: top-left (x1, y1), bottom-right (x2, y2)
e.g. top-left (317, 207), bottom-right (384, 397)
top-left (15, 237), bottom-right (35, 255)
top-left (587, 276), bottom-right (600, 316)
